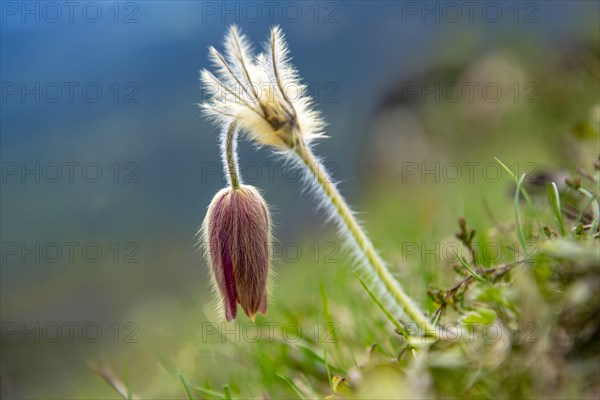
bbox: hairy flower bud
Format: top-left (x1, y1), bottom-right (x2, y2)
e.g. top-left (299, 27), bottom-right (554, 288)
top-left (202, 185), bottom-right (271, 321)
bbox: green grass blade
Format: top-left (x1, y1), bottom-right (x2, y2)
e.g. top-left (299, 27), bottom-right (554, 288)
top-left (156, 352), bottom-right (196, 400)
top-left (577, 194), bottom-right (595, 227)
top-left (292, 342), bottom-right (344, 374)
top-left (178, 373), bottom-right (195, 400)
top-left (456, 255), bottom-right (486, 282)
top-left (122, 359), bottom-right (131, 400)
top-left (323, 348), bottom-right (332, 390)
top-left (320, 282), bottom-right (339, 343)
top-left (355, 274), bottom-right (410, 338)
top-left (578, 187), bottom-right (600, 234)
top-left (194, 386), bottom-right (226, 400)
top-left (548, 182), bottom-right (567, 236)
top-left (276, 374), bottom-right (306, 400)
top-left (222, 385), bottom-right (232, 400)
top-left (155, 352), bottom-right (178, 376)
top-left (319, 280), bottom-right (347, 372)
top-left (514, 173), bottom-right (528, 249)
top-left (318, 283), bottom-right (335, 388)
top-left (495, 157), bottom-right (544, 234)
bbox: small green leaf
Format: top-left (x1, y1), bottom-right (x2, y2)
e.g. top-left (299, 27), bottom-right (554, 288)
top-left (572, 120), bottom-right (599, 139)
top-left (332, 375), bottom-right (351, 395)
top-left (462, 308), bottom-right (497, 325)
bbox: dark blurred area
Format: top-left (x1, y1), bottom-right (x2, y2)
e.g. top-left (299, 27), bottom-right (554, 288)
top-left (1, 1), bottom-right (598, 397)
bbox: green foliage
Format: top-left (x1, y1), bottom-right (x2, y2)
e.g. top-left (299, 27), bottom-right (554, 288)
top-left (93, 154), bottom-right (598, 400)
top-left (88, 47), bottom-right (599, 399)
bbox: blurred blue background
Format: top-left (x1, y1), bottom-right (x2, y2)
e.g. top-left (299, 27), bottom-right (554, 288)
top-left (1, 1), bottom-right (598, 397)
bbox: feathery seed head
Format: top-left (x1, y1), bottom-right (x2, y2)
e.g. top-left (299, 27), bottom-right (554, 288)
top-left (200, 25), bottom-right (325, 150)
top-left (202, 185), bottom-right (272, 321)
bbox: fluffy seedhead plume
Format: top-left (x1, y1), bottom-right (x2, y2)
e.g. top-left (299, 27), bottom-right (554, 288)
top-left (200, 25), bottom-right (325, 149)
top-left (202, 185), bottom-right (272, 321)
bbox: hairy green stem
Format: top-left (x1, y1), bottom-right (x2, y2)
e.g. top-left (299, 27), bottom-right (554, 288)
top-left (294, 141), bottom-right (436, 335)
top-left (224, 122), bottom-right (240, 189)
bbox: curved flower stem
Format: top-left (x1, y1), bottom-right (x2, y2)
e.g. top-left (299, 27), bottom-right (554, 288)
top-left (222, 122), bottom-right (241, 189)
top-left (294, 141), bottom-right (436, 336)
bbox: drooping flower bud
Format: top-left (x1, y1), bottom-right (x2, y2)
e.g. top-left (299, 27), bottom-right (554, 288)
top-left (202, 185), bottom-right (271, 321)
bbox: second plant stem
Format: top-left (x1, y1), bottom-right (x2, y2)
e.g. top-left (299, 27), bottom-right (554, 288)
top-left (294, 141), bottom-right (436, 335)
